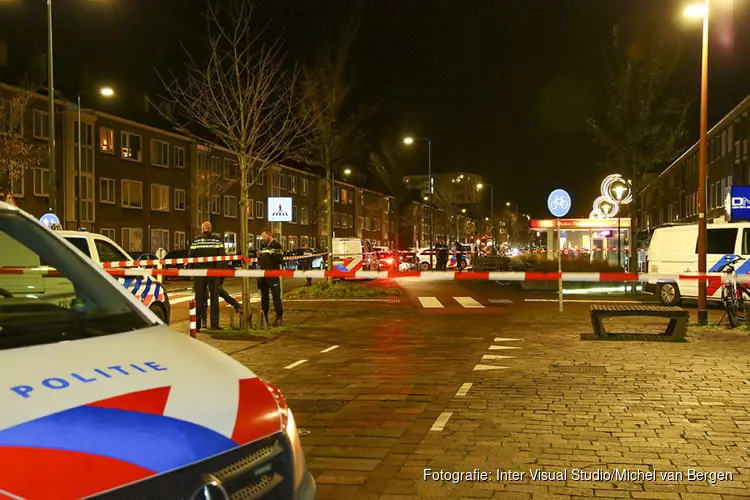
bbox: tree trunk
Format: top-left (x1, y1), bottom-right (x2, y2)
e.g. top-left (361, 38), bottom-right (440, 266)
top-left (393, 202), bottom-right (400, 250)
top-left (239, 160), bottom-right (252, 331)
top-left (326, 163), bottom-right (334, 284)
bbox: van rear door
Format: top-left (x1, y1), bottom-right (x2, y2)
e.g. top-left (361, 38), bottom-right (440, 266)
top-left (704, 227), bottom-right (741, 299)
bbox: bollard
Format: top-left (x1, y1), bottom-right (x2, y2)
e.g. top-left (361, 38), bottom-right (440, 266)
top-left (189, 299), bottom-right (197, 338)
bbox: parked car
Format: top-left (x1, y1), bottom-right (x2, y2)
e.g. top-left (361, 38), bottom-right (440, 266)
top-left (377, 251), bottom-right (397, 270)
top-left (55, 230), bottom-right (171, 323)
top-left (284, 249), bottom-right (325, 270)
top-left (0, 201), bottom-right (316, 500)
top-left (415, 246), bottom-right (472, 270)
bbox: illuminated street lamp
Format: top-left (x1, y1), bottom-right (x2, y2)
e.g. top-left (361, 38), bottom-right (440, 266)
top-left (403, 136), bottom-right (433, 267)
top-left (461, 208), bottom-right (466, 214)
top-left (343, 168), bottom-right (351, 175)
top-left (612, 181), bottom-right (627, 268)
top-left (685, 0), bottom-right (710, 324)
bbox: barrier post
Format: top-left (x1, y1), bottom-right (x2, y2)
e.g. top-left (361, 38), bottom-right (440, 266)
top-left (189, 299), bottom-right (197, 338)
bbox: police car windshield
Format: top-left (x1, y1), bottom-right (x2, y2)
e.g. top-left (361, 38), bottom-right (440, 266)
top-left (0, 210), bottom-right (150, 350)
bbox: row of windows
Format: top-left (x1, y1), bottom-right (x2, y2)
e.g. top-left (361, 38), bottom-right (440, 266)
top-left (271, 171), bottom-right (312, 196)
top-left (99, 227), bottom-right (187, 254)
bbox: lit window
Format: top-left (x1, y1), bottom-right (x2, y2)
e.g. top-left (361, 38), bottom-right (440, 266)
top-left (101, 228), bottom-right (116, 241)
top-left (150, 229), bottom-right (169, 253)
top-left (255, 200), bottom-right (264, 219)
top-left (174, 231), bottom-right (186, 250)
top-left (100, 128), bottom-right (114, 153)
top-left (150, 184), bottom-right (169, 211)
top-left (121, 132), bottom-right (142, 161)
top-left (122, 227), bottom-right (143, 253)
top-left (224, 195), bottom-right (238, 218)
top-left (33, 168), bottom-right (49, 196)
top-left (122, 179), bottom-right (143, 208)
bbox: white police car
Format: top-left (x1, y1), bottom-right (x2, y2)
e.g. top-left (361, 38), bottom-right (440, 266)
top-left (53, 230), bottom-right (171, 324)
top-left (0, 201), bottom-right (316, 500)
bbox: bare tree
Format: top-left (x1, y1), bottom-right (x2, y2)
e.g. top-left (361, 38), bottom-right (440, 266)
top-left (369, 138), bottom-right (407, 249)
top-left (298, 15), bottom-right (366, 276)
top-left (0, 90), bottom-right (46, 199)
top-left (588, 26), bottom-right (688, 274)
top-left (399, 202), bottom-right (423, 248)
top-left (159, 0), bottom-right (307, 329)
top-left (433, 178), bottom-right (460, 242)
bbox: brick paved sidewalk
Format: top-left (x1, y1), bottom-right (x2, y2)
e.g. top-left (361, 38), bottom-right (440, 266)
top-left (171, 300), bottom-right (750, 499)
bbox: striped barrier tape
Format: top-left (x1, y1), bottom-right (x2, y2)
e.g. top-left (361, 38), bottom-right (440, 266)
top-left (99, 253), bottom-right (329, 269)
top-left (0, 265), bottom-right (744, 285)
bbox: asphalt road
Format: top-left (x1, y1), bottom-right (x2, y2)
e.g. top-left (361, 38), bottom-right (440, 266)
top-left (178, 279), bottom-right (749, 499)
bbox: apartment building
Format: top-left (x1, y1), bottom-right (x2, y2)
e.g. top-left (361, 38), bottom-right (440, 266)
top-left (1, 82), bottom-right (406, 254)
top-left (640, 94), bottom-right (750, 232)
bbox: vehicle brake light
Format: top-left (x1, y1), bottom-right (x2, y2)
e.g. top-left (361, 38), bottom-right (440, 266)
top-left (385, 258), bottom-right (394, 265)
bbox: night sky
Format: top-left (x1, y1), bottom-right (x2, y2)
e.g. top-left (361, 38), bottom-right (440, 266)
top-left (1, 0), bottom-right (749, 217)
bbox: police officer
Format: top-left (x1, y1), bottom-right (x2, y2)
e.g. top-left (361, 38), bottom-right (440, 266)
top-left (436, 240), bottom-right (449, 271)
top-left (300, 243), bottom-right (313, 287)
top-left (188, 221), bottom-right (225, 331)
top-left (257, 229), bottom-right (284, 326)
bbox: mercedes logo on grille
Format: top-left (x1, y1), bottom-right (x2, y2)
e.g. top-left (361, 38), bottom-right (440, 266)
top-left (190, 475), bottom-right (229, 500)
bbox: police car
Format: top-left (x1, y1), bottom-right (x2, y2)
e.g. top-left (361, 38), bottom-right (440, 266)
top-left (0, 201), bottom-right (316, 500)
top-left (56, 229), bottom-right (171, 324)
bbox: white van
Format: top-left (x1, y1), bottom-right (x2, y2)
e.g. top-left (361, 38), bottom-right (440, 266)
top-left (0, 202), bottom-right (315, 499)
top-left (331, 237), bottom-right (378, 272)
top-left (647, 222), bottom-right (750, 305)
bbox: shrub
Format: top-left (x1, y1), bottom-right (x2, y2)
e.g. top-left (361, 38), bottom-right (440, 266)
top-left (508, 254), bottom-right (622, 273)
top-left (286, 281), bottom-right (399, 299)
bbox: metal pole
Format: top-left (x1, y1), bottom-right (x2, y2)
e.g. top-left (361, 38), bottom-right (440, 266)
top-left (331, 169), bottom-right (335, 239)
top-left (490, 187), bottom-right (494, 249)
top-left (617, 214), bottom-right (622, 267)
top-left (428, 140), bottom-right (433, 269)
top-left (697, 1), bottom-right (709, 325)
top-left (76, 95), bottom-right (81, 229)
top-left (47, 0), bottom-right (56, 213)
top-left (558, 218), bottom-right (563, 312)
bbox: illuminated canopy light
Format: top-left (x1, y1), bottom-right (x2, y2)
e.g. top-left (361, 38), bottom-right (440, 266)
top-left (403, 137), bottom-right (414, 145)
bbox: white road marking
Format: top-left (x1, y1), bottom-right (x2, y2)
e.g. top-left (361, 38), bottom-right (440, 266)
top-left (494, 337), bottom-right (522, 342)
top-left (482, 354), bottom-right (515, 361)
top-left (454, 296), bottom-right (485, 308)
top-left (430, 411), bottom-right (453, 431)
top-left (418, 297), bottom-right (444, 308)
top-left (170, 293), bottom-right (253, 305)
top-left (320, 345), bottom-right (339, 353)
top-left (489, 345), bottom-right (521, 350)
top-left (525, 299), bottom-right (648, 304)
top-left (284, 359), bottom-right (308, 370)
top-left (455, 382), bottom-right (473, 397)
top-left (0, 488), bottom-right (25, 500)
top-left (473, 364), bottom-right (509, 371)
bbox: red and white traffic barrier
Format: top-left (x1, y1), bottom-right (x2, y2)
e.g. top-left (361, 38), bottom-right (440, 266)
top-left (95, 267), bottom-right (750, 283)
top-left (100, 252), bottom-right (328, 269)
top-left (189, 299), bottom-right (197, 338)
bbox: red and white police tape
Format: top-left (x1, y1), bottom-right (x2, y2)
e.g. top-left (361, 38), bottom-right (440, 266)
top-left (0, 265), bottom-right (744, 284)
top-left (100, 252), bottom-right (329, 269)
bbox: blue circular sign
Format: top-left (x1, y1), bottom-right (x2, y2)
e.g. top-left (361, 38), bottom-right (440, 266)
top-left (547, 189), bottom-right (571, 218)
top-left (39, 213), bottom-right (61, 228)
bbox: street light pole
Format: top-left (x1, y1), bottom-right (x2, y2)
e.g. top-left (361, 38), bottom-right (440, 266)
top-left (428, 140), bottom-right (433, 270)
top-left (46, 0), bottom-right (56, 213)
top-left (76, 95), bottom-right (81, 229)
top-left (696, 0), bottom-right (710, 325)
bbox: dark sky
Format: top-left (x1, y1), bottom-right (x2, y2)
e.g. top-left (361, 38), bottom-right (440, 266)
top-left (1, 0), bottom-right (749, 217)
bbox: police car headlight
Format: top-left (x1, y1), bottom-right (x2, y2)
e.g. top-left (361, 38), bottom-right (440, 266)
top-left (263, 381), bottom-right (307, 491)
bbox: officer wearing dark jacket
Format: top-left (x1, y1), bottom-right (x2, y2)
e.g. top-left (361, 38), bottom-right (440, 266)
top-left (436, 240), bottom-right (449, 271)
top-left (188, 221), bottom-right (225, 331)
top-left (257, 229), bottom-right (284, 326)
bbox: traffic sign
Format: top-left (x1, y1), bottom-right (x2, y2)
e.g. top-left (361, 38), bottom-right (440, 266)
top-left (39, 212), bottom-right (61, 229)
top-left (547, 189), bottom-right (571, 218)
top-left (268, 197), bottom-right (292, 222)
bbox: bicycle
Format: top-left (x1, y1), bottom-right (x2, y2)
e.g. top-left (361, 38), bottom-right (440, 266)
top-left (718, 255), bottom-right (748, 327)
top-left (549, 196), bottom-right (569, 210)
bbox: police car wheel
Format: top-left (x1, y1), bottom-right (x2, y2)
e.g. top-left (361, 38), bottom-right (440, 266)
top-left (420, 261), bottom-right (431, 271)
top-left (657, 283), bottom-right (681, 307)
top-left (149, 303), bottom-right (168, 323)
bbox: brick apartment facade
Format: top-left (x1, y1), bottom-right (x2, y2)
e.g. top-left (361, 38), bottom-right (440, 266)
top-left (1, 83), bottom-right (409, 254)
top-left (640, 94), bottom-right (750, 235)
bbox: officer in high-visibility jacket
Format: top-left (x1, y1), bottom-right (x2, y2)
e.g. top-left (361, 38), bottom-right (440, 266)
top-left (188, 221), bottom-right (225, 331)
top-left (257, 228), bottom-right (284, 327)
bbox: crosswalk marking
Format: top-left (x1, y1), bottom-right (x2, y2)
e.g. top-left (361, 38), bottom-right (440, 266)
top-left (489, 345), bottom-right (521, 350)
top-left (493, 337), bottom-right (522, 342)
top-left (418, 297), bottom-right (444, 308)
top-left (453, 297), bottom-right (485, 308)
top-left (430, 411), bottom-right (453, 432)
top-left (455, 383), bottom-right (473, 397)
top-left (473, 364), bottom-right (508, 371)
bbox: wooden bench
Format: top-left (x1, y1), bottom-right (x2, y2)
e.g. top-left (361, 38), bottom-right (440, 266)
top-left (589, 304), bottom-right (689, 339)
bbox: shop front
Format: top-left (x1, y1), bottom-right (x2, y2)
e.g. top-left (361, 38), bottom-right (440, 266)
top-left (531, 218), bottom-right (631, 267)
